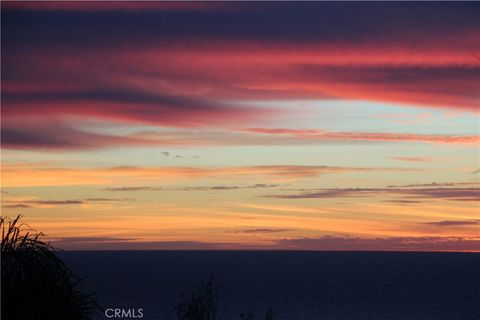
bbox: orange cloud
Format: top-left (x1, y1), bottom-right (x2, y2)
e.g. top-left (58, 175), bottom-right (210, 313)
top-left (1, 163), bottom-right (419, 187)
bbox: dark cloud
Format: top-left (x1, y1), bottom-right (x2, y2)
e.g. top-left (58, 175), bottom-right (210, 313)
top-left (250, 184), bottom-right (279, 189)
top-left (51, 236), bottom-right (136, 243)
top-left (2, 2), bottom-right (232, 12)
top-left (403, 188), bottom-right (480, 201)
top-left (2, 198), bottom-right (129, 208)
top-left (387, 181), bottom-right (480, 188)
top-left (2, 90), bottom-right (265, 127)
top-left (107, 184), bottom-right (280, 192)
top-left (49, 235), bottom-right (480, 251)
top-left (423, 220), bottom-right (479, 227)
top-left (175, 184), bottom-right (279, 191)
top-left (3, 2), bottom-right (478, 46)
top-left (2, 200), bottom-right (81, 209)
top-left (49, 238), bottom-right (249, 251)
top-left (1, 122), bottom-right (155, 150)
top-left (276, 236), bottom-right (480, 252)
top-left (266, 187), bottom-right (480, 202)
top-left (2, 204), bottom-right (32, 208)
top-left (2, 2), bottom-right (478, 152)
top-left (84, 198), bottom-right (127, 202)
top-left (21, 200), bottom-right (83, 205)
top-left (382, 199), bottom-right (426, 204)
top-left (2, 89), bottom-right (266, 134)
top-left (233, 228), bottom-right (291, 234)
top-left (265, 188), bottom-right (376, 199)
top-left (106, 186), bottom-right (155, 192)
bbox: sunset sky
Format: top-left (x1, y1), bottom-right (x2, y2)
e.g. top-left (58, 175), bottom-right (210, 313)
top-left (1, 1), bottom-right (479, 251)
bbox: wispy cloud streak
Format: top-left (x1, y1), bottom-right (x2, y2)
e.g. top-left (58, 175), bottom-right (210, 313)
top-left (3, 164), bottom-right (419, 187)
top-left (48, 235), bottom-right (480, 251)
top-left (3, 124), bottom-right (477, 150)
top-left (423, 220), bottom-right (479, 227)
top-left (246, 128), bottom-right (480, 145)
top-left (106, 184), bottom-right (279, 192)
top-left (266, 187), bottom-right (480, 202)
top-left (277, 236), bottom-right (480, 252)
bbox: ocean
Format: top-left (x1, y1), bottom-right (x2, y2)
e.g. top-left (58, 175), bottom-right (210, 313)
top-left (59, 251), bottom-right (480, 320)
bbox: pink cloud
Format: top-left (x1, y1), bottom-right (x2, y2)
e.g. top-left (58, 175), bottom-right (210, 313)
top-left (2, 2), bottom-right (479, 152)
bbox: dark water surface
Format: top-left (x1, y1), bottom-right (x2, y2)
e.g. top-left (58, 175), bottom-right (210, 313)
top-left (60, 251), bottom-right (480, 320)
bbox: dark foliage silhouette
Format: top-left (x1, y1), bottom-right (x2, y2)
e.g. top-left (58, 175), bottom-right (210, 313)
top-left (175, 274), bottom-right (275, 320)
top-left (1, 215), bottom-right (99, 320)
top-left (175, 274), bottom-right (220, 320)
top-left (240, 311), bottom-right (255, 320)
top-left (240, 308), bottom-right (275, 320)
top-left (265, 307), bottom-right (274, 320)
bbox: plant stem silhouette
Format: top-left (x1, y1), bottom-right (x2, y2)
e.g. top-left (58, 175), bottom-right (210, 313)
top-left (175, 274), bottom-right (219, 320)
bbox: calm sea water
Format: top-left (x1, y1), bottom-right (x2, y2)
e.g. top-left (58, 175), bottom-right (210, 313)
top-left (59, 251), bottom-right (480, 320)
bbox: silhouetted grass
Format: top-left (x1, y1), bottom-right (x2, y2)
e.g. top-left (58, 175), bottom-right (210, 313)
top-left (265, 307), bottom-right (274, 320)
top-left (175, 274), bottom-right (220, 320)
top-left (240, 308), bottom-right (274, 320)
top-left (175, 274), bottom-right (275, 320)
top-left (240, 311), bottom-right (255, 320)
top-left (1, 215), bottom-right (99, 320)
